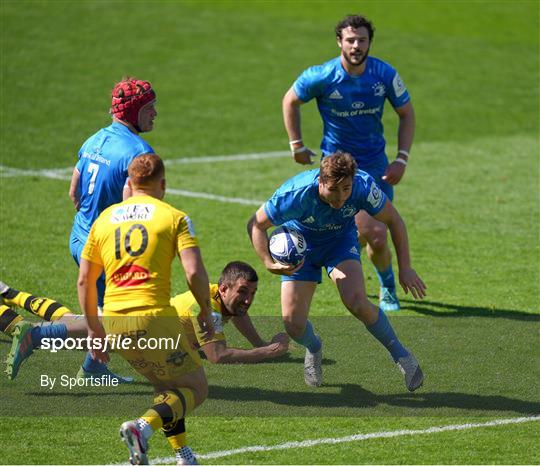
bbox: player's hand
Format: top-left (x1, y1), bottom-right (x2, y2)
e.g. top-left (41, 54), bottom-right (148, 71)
top-left (293, 147), bottom-right (316, 165)
top-left (382, 160), bottom-right (406, 185)
top-left (270, 332), bottom-right (290, 347)
top-left (87, 326), bottom-right (109, 364)
top-left (267, 342), bottom-right (289, 357)
top-left (398, 267), bottom-right (426, 299)
top-left (197, 310), bottom-right (215, 341)
top-left (265, 259), bottom-right (304, 276)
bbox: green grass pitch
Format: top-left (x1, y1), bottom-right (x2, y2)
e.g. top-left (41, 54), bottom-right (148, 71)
top-left (0, 1), bottom-right (539, 464)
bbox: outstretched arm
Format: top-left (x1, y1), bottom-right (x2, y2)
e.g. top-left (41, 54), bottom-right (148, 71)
top-left (232, 314), bottom-right (267, 347)
top-left (201, 337), bottom-right (288, 364)
top-left (373, 200), bottom-right (426, 299)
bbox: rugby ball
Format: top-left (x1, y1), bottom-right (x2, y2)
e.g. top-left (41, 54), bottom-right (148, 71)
top-left (268, 226), bottom-right (306, 266)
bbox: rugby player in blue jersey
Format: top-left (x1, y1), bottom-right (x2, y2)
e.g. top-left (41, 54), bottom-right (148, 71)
top-left (67, 77), bottom-right (157, 382)
top-left (283, 14), bottom-right (415, 312)
top-left (248, 151), bottom-right (426, 390)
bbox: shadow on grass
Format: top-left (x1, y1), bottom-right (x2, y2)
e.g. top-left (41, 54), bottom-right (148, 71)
top-left (26, 388), bottom-right (153, 397)
top-left (367, 295), bottom-right (540, 321)
top-left (208, 383), bottom-right (540, 415)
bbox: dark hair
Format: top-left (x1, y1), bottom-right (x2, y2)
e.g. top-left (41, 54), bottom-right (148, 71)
top-left (319, 151), bottom-right (358, 184)
top-left (128, 154), bottom-right (164, 187)
top-left (218, 261), bottom-right (258, 286)
top-left (335, 15), bottom-right (375, 41)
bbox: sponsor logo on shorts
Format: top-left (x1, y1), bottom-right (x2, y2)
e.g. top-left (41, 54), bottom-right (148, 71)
top-left (111, 204), bottom-right (155, 223)
top-left (166, 351), bottom-right (188, 367)
top-left (112, 264), bottom-right (150, 287)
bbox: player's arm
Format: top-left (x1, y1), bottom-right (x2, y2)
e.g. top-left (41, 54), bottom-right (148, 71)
top-left (232, 314), bottom-right (267, 347)
top-left (69, 167), bottom-right (81, 210)
top-left (247, 207), bottom-right (301, 276)
top-left (282, 87), bottom-right (316, 165)
top-left (77, 258), bottom-right (109, 363)
top-left (179, 247), bottom-right (214, 339)
top-left (383, 101), bottom-right (416, 186)
top-left (202, 338), bottom-right (288, 364)
top-left (373, 200), bottom-right (426, 299)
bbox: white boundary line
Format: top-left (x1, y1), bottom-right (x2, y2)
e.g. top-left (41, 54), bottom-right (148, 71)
top-left (167, 188), bottom-right (263, 206)
top-left (140, 415), bottom-right (539, 464)
top-left (0, 150), bottom-right (281, 206)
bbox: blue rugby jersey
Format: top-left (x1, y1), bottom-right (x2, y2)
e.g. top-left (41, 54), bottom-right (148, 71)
top-left (264, 169), bottom-right (387, 246)
top-left (293, 56), bottom-right (410, 171)
top-left (71, 121), bottom-right (154, 242)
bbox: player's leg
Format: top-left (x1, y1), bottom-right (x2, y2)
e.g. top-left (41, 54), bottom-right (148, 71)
top-left (158, 369), bottom-right (207, 466)
top-left (0, 303), bottom-right (24, 336)
top-left (70, 235), bottom-right (132, 383)
top-left (109, 309), bottom-right (206, 463)
top-left (0, 280), bottom-right (71, 321)
top-left (281, 280), bottom-right (322, 387)
top-left (121, 367), bottom-right (207, 465)
top-left (355, 211), bottom-right (400, 311)
top-left (330, 259), bottom-right (423, 391)
top-left (0, 281), bottom-right (116, 379)
top-left (4, 313), bottom-right (90, 380)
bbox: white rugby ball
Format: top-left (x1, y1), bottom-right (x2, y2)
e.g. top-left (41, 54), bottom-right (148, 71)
top-left (268, 226), bottom-right (306, 266)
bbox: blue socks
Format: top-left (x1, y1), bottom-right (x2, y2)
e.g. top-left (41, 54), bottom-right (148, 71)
top-left (367, 308), bottom-right (408, 361)
top-left (376, 265), bottom-right (395, 289)
top-left (30, 323), bottom-right (68, 349)
top-left (82, 351), bottom-right (109, 372)
top-left (292, 320), bottom-right (322, 354)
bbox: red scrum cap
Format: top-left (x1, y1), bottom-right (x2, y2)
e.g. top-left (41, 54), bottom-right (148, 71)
top-left (110, 78), bottom-right (156, 128)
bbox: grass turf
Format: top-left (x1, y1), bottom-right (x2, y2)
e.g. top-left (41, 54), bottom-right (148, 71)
top-left (0, 0), bottom-right (538, 464)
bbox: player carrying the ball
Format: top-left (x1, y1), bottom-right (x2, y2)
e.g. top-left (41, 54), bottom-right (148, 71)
top-left (248, 151), bottom-right (426, 390)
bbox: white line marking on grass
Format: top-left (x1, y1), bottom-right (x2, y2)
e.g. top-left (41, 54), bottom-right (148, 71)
top-left (143, 416), bottom-right (540, 464)
top-left (0, 149), bottom-right (290, 178)
top-left (166, 188), bottom-right (263, 206)
top-left (0, 165), bottom-right (72, 180)
top-left (0, 150), bottom-right (282, 206)
top-left (165, 150), bottom-right (289, 164)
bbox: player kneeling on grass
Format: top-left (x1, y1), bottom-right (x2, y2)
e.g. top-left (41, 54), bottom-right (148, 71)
top-left (79, 153), bottom-right (214, 465)
top-left (2, 261), bottom-right (289, 378)
top-left (248, 151), bottom-right (426, 391)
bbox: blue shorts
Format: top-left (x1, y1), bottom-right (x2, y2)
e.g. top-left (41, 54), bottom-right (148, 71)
top-left (69, 230), bottom-right (106, 307)
top-left (282, 231), bottom-right (361, 283)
